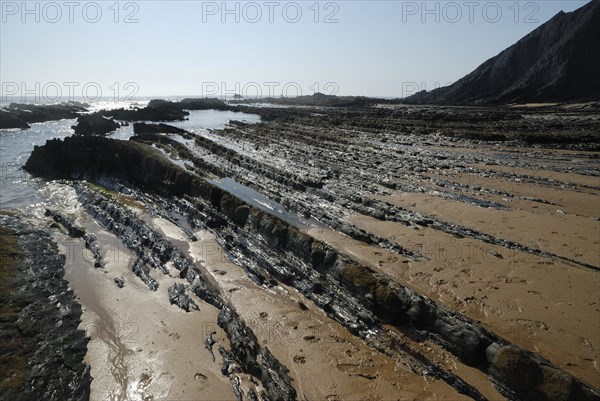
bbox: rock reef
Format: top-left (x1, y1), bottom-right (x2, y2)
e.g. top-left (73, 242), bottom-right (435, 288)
top-left (0, 102), bottom-right (87, 129)
top-left (23, 128), bottom-right (600, 400)
top-left (0, 214), bottom-right (91, 401)
top-left (71, 113), bottom-right (121, 136)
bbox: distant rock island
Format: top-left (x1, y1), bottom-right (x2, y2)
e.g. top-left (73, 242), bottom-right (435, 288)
top-left (0, 102), bottom-right (87, 129)
top-left (232, 92), bottom-right (372, 107)
top-left (71, 98), bottom-right (229, 135)
top-left (405, 0), bottom-right (600, 105)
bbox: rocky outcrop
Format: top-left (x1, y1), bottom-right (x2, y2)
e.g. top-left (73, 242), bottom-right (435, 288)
top-left (0, 109), bottom-right (30, 129)
top-left (217, 306), bottom-right (297, 401)
top-left (102, 98), bottom-right (227, 123)
top-left (100, 100), bottom-right (188, 122)
top-left (487, 345), bottom-right (600, 401)
top-left (24, 136), bottom-right (196, 196)
top-left (45, 209), bottom-right (86, 237)
top-left (405, 0), bottom-right (600, 104)
top-left (44, 209), bottom-right (104, 268)
top-left (131, 259), bottom-right (158, 291)
top-left (133, 122), bottom-right (188, 135)
top-left (0, 215), bottom-right (91, 401)
top-left (83, 232), bottom-right (104, 268)
top-left (180, 97), bottom-right (227, 110)
top-left (168, 283), bottom-right (198, 312)
top-left (0, 102), bottom-right (87, 129)
top-left (8, 102), bottom-right (87, 122)
top-left (189, 184), bottom-right (600, 400)
top-left (71, 112), bottom-right (120, 135)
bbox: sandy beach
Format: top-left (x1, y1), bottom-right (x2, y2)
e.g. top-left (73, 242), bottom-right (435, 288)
top-left (155, 217), bottom-right (474, 401)
top-left (60, 213), bottom-right (234, 401)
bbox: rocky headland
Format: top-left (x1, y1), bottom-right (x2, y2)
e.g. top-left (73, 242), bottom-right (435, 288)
top-left (405, 0), bottom-right (600, 104)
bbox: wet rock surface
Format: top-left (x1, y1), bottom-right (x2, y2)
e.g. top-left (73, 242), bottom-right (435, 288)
top-left (167, 283), bottom-right (197, 312)
top-left (44, 209), bottom-right (104, 267)
top-left (218, 306), bottom-right (297, 401)
top-left (0, 215), bottom-right (91, 401)
top-left (71, 113), bottom-right (121, 136)
top-left (131, 259), bottom-right (158, 291)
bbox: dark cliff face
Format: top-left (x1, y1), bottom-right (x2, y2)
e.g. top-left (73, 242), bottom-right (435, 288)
top-left (406, 0), bottom-right (600, 105)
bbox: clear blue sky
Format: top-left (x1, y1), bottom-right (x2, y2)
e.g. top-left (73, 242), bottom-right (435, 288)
top-left (0, 0), bottom-right (591, 99)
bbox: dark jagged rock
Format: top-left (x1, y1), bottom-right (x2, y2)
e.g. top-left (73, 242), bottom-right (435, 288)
top-left (100, 100), bottom-right (189, 122)
top-left (406, 0), bottom-right (600, 105)
top-left (131, 259), bottom-right (158, 291)
top-left (0, 215), bottom-right (91, 401)
top-left (133, 122), bottom-right (188, 135)
top-left (113, 277), bottom-right (125, 288)
top-left (179, 97), bottom-right (227, 110)
top-left (218, 346), bottom-right (244, 401)
top-left (71, 112), bottom-right (120, 135)
top-left (167, 283), bottom-right (197, 312)
top-left (218, 306), bottom-right (297, 401)
top-left (0, 102), bottom-right (86, 129)
top-left (24, 136), bottom-right (196, 197)
top-left (0, 109), bottom-right (30, 129)
top-left (83, 232), bottom-right (104, 268)
top-left (488, 345), bottom-right (600, 401)
top-left (188, 274), bottom-right (223, 309)
top-left (45, 208), bottom-right (86, 237)
top-left (204, 331), bottom-right (217, 362)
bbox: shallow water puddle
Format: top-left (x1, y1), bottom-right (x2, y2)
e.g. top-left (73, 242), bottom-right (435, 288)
top-left (209, 177), bottom-right (307, 227)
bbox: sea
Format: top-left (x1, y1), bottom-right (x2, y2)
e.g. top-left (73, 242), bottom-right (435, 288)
top-left (0, 98), bottom-right (261, 213)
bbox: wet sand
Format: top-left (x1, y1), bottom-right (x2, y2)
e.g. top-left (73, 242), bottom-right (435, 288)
top-left (472, 163), bottom-right (600, 189)
top-left (428, 171), bottom-right (600, 217)
top-left (378, 191), bottom-right (599, 268)
top-left (350, 211), bottom-right (599, 385)
top-left (300, 149), bottom-right (600, 388)
top-left (60, 213), bottom-right (234, 401)
top-left (154, 217), bottom-right (473, 401)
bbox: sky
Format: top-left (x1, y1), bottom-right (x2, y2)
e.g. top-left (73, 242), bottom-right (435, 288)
top-left (0, 0), bottom-right (591, 100)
